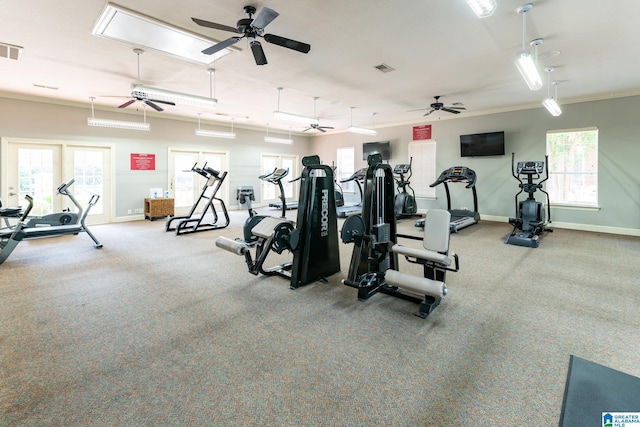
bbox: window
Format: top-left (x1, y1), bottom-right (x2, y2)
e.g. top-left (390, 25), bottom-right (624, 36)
top-left (336, 147), bottom-right (355, 193)
top-left (546, 127), bottom-right (598, 207)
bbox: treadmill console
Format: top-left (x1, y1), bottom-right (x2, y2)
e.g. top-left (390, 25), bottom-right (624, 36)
top-left (516, 161), bottom-right (544, 175)
top-left (393, 164), bottom-right (411, 174)
top-left (431, 166), bottom-right (477, 188)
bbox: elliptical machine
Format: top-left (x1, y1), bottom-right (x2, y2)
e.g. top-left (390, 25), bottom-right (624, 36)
top-left (393, 157), bottom-right (418, 219)
top-left (504, 153), bottom-right (553, 248)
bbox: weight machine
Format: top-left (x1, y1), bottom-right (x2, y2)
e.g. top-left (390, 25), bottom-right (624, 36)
top-left (215, 155), bottom-right (341, 290)
top-left (341, 154), bottom-right (459, 318)
top-left (165, 163), bottom-right (229, 235)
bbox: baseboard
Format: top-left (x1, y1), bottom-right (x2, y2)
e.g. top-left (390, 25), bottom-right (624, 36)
top-left (480, 214), bottom-right (640, 237)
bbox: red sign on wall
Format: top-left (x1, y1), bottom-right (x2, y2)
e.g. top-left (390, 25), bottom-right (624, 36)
top-left (130, 153), bottom-right (156, 170)
top-left (412, 124), bottom-right (432, 141)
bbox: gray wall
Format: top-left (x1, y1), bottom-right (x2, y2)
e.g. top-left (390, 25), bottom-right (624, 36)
top-left (1, 95), bottom-right (639, 234)
top-left (311, 96), bottom-right (640, 234)
top-left (0, 97), bottom-right (310, 218)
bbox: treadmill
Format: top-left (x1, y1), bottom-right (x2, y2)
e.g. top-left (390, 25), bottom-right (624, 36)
top-left (415, 166), bottom-right (480, 233)
top-left (336, 167), bottom-right (367, 218)
top-left (263, 168), bottom-right (299, 211)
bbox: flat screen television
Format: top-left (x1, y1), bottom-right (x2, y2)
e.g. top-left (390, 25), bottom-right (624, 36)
top-left (362, 141), bottom-right (392, 160)
top-left (460, 131), bottom-right (505, 157)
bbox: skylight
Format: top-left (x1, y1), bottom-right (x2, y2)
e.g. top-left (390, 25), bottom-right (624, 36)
top-left (92, 3), bottom-right (234, 65)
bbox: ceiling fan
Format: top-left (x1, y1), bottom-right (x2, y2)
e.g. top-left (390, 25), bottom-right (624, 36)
top-left (192, 5), bottom-right (311, 65)
top-left (410, 96), bottom-right (466, 116)
top-left (116, 49), bottom-right (175, 112)
top-left (303, 97), bottom-right (334, 133)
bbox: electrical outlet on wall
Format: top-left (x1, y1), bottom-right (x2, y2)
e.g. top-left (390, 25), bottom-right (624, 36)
top-left (128, 209), bottom-right (132, 214)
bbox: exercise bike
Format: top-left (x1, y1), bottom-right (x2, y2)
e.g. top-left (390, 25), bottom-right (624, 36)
top-left (504, 153), bottom-right (553, 248)
top-left (393, 157), bottom-right (418, 219)
top-left (25, 179), bottom-right (83, 227)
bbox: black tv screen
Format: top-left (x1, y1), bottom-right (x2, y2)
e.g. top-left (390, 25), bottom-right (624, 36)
top-left (363, 141), bottom-right (392, 160)
top-left (460, 131), bottom-right (505, 157)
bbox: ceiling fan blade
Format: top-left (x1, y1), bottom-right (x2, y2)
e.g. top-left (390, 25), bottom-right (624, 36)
top-left (448, 106), bottom-right (466, 110)
top-left (147, 99), bottom-right (175, 106)
top-left (145, 100), bottom-right (164, 112)
top-left (320, 126), bottom-right (334, 130)
top-left (423, 109), bottom-right (435, 116)
top-left (302, 127), bottom-right (312, 132)
top-left (118, 99), bottom-right (136, 109)
top-left (202, 36), bottom-right (242, 55)
top-left (191, 18), bottom-right (240, 33)
top-left (264, 34), bottom-right (311, 53)
top-left (251, 7), bottom-right (279, 29)
top-left (441, 108), bottom-right (461, 114)
top-left (250, 40), bottom-right (268, 65)
top-left (318, 127), bottom-right (327, 133)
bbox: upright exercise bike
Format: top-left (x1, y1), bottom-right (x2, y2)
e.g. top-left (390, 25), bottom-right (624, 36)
top-left (504, 153), bottom-right (553, 248)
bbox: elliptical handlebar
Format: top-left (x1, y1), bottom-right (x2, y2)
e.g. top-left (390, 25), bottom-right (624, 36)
top-left (56, 178), bottom-right (75, 195)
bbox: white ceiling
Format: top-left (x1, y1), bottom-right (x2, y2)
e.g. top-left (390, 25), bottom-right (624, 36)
top-left (2, 0), bottom-right (640, 134)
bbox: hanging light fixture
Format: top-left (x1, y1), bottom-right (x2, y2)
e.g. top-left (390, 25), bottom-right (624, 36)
top-left (131, 67), bottom-right (217, 109)
top-left (195, 114), bottom-right (236, 139)
top-left (542, 67), bottom-right (562, 117)
top-left (348, 107), bottom-right (377, 136)
top-left (273, 87), bottom-right (319, 124)
top-left (514, 3), bottom-right (543, 91)
top-left (466, 0), bottom-right (497, 18)
top-left (87, 97), bottom-right (150, 131)
top-left (264, 123), bottom-right (293, 144)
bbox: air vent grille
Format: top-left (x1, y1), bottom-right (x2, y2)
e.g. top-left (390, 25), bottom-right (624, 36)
top-left (374, 63), bottom-right (395, 73)
top-left (0, 42), bottom-right (24, 61)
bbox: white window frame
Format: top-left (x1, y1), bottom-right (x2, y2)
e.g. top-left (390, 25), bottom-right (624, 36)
top-left (546, 127), bottom-right (599, 208)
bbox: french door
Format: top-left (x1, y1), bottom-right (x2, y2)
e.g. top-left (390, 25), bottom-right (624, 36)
top-left (168, 149), bottom-right (228, 216)
top-left (260, 154), bottom-right (298, 204)
top-left (1, 138), bottom-right (112, 224)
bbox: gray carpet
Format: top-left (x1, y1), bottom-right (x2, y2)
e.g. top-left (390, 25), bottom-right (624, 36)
top-left (559, 355), bottom-right (640, 427)
top-left (1, 209), bottom-right (639, 426)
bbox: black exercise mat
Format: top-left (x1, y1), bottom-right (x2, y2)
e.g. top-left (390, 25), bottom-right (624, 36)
top-left (559, 355), bottom-right (640, 427)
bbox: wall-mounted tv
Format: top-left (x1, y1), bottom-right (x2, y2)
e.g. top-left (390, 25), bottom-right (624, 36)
top-left (460, 131), bottom-right (505, 157)
top-left (362, 141), bottom-right (392, 160)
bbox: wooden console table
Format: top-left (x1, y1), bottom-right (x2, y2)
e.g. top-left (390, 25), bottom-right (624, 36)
top-left (144, 198), bottom-right (174, 220)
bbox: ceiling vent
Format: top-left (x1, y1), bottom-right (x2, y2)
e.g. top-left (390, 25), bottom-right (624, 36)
top-left (0, 42), bottom-right (24, 61)
top-left (374, 63), bottom-right (395, 73)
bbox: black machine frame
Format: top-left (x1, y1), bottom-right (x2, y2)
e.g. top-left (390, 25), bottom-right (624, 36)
top-left (393, 157), bottom-right (419, 219)
top-left (216, 155), bottom-right (341, 290)
top-left (341, 154), bottom-right (459, 318)
top-left (165, 163), bottom-right (230, 235)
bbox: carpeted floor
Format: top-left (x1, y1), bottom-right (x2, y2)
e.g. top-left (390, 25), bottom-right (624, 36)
top-left (1, 209), bottom-right (639, 426)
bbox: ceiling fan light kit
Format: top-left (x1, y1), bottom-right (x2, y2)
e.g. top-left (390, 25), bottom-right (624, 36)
top-left (131, 84), bottom-right (217, 109)
top-left (466, 0), bottom-right (497, 18)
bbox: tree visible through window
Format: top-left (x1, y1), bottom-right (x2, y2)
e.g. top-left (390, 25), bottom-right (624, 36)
top-left (546, 127), bottom-right (598, 207)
